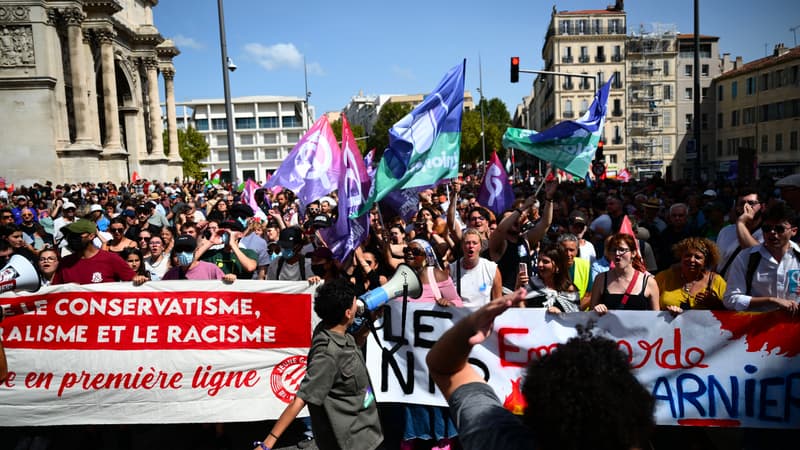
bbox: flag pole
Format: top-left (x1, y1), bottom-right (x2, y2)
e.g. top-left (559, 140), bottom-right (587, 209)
top-left (533, 166), bottom-right (551, 198)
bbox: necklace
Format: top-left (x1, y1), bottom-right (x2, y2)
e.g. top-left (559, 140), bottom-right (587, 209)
top-left (680, 271), bottom-right (702, 294)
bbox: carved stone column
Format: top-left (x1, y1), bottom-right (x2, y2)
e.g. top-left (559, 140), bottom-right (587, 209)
top-left (97, 28), bottom-right (122, 152)
top-left (143, 57), bottom-right (165, 159)
top-left (63, 7), bottom-right (92, 145)
top-left (162, 67), bottom-right (181, 163)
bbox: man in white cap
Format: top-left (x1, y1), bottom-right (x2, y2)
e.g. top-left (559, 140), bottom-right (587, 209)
top-left (776, 173), bottom-right (800, 211)
top-left (53, 200), bottom-right (77, 254)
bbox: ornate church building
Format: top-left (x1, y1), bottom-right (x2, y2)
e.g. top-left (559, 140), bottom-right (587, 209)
top-left (0, 0), bottom-right (181, 185)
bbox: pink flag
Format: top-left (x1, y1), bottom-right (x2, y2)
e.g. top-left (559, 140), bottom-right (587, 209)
top-left (619, 215), bottom-right (640, 254)
top-left (264, 116), bottom-right (342, 208)
top-left (617, 168), bottom-right (631, 183)
top-left (243, 179), bottom-right (266, 220)
top-left (320, 115), bottom-right (370, 261)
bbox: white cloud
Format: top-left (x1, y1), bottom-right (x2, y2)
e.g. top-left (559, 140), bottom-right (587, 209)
top-left (171, 34), bottom-right (203, 50)
top-left (242, 42), bottom-right (324, 75)
top-left (391, 65), bottom-right (415, 81)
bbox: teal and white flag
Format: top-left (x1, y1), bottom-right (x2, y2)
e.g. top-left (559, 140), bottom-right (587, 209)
top-left (353, 60), bottom-right (465, 218)
top-left (503, 75), bottom-right (613, 178)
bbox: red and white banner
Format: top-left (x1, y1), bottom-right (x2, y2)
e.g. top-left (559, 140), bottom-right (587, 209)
top-left (0, 280), bottom-right (316, 426)
top-left (367, 302), bottom-right (800, 429)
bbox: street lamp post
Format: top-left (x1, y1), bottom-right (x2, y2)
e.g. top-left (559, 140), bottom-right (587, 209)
top-left (478, 55), bottom-right (487, 171)
top-left (217, 0), bottom-right (237, 185)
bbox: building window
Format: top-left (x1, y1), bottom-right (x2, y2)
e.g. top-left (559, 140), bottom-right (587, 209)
top-left (743, 107), bottom-right (755, 125)
top-left (596, 45), bottom-right (605, 62)
top-left (562, 46), bottom-right (573, 63)
top-left (598, 71), bottom-right (605, 83)
top-left (578, 19), bottom-right (587, 34)
top-left (609, 19), bottom-right (621, 34)
top-left (240, 149), bottom-right (256, 161)
top-left (731, 110), bottom-right (740, 127)
top-left (760, 104), bottom-right (769, 122)
top-left (761, 135), bottom-right (768, 153)
top-left (560, 20), bottom-right (571, 35)
top-left (580, 99), bottom-right (589, 115)
top-left (717, 113), bottom-right (723, 129)
top-left (214, 134), bottom-right (228, 146)
top-left (612, 45), bottom-right (622, 61)
top-left (776, 133), bottom-right (783, 152)
top-left (663, 110), bottom-right (672, 127)
top-left (262, 133), bottom-right (278, 144)
top-left (717, 84), bottom-right (724, 101)
top-left (746, 77), bottom-right (756, 95)
top-left (760, 73), bottom-right (769, 90)
top-left (684, 87), bottom-right (693, 100)
top-left (239, 134), bottom-right (254, 145)
top-left (663, 136), bottom-right (672, 154)
top-left (579, 46), bottom-right (589, 63)
top-left (259, 117), bottom-right (278, 128)
top-left (593, 19), bottom-right (601, 34)
top-left (235, 117), bottom-right (256, 129)
top-left (731, 81), bottom-right (738, 99)
top-left (564, 100), bottom-right (574, 117)
top-left (701, 64), bottom-right (709, 76)
top-left (579, 73), bottom-right (591, 89)
top-left (195, 119), bottom-right (209, 131)
top-left (790, 131), bottom-right (798, 151)
top-left (609, 154), bottom-right (617, 164)
top-left (612, 72), bottom-right (622, 89)
top-left (263, 148), bottom-right (280, 160)
top-left (286, 132), bottom-right (301, 143)
top-left (217, 150), bottom-right (229, 161)
top-left (702, 113), bottom-right (708, 130)
top-left (663, 84), bottom-right (672, 101)
top-left (684, 65), bottom-right (692, 76)
top-left (717, 140), bottom-right (722, 156)
top-left (282, 116), bottom-right (299, 128)
top-left (701, 87), bottom-right (708, 99)
top-left (211, 118), bottom-right (227, 130)
top-left (685, 114), bottom-right (693, 130)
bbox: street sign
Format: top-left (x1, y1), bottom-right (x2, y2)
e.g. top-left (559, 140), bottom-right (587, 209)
top-left (592, 161), bottom-right (606, 177)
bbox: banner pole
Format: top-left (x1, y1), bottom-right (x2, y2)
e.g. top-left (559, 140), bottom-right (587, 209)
top-left (533, 166), bottom-right (551, 198)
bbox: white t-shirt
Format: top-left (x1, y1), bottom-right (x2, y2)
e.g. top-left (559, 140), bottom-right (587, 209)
top-left (449, 257), bottom-right (497, 308)
top-left (578, 240), bottom-right (597, 265)
top-left (716, 223), bottom-right (764, 274)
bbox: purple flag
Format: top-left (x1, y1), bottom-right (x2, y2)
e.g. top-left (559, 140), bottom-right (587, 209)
top-left (263, 115), bottom-right (342, 209)
top-left (478, 151), bottom-right (515, 216)
top-left (242, 179), bottom-right (267, 220)
top-left (320, 115), bottom-right (370, 262)
top-left (381, 186), bottom-right (424, 223)
top-left (364, 148), bottom-right (376, 180)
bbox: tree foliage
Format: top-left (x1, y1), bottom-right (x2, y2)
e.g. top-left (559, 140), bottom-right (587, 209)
top-left (460, 97), bottom-right (512, 164)
top-left (368, 102), bottom-right (412, 159)
top-left (163, 127), bottom-right (210, 180)
top-left (331, 117), bottom-right (368, 155)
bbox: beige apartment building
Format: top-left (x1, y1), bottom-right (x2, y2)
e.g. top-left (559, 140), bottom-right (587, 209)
top-left (524, 2), bottom-right (627, 176)
top-left (712, 44), bottom-right (800, 180)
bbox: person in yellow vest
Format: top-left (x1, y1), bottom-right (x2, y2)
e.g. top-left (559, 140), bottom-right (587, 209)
top-left (557, 233), bottom-right (592, 308)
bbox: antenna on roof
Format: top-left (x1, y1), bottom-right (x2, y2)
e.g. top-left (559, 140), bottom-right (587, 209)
top-left (790, 25), bottom-right (799, 47)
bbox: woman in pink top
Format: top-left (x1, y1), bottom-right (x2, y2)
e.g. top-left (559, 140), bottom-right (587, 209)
top-left (403, 238), bottom-right (462, 306)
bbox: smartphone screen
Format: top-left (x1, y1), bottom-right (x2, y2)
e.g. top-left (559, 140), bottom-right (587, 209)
top-left (519, 262), bottom-right (528, 278)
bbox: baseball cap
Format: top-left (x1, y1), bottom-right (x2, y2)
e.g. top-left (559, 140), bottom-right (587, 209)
top-left (121, 209), bottom-right (136, 218)
top-left (64, 219), bottom-right (97, 235)
top-left (62, 201), bottom-right (77, 210)
top-left (569, 210), bottom-right (587, 224)
top-left (89, 204), bottom-right (103, 213)
top-left (776, 173), bottom-right (800, 188)
top-left (311, 214), bottom-right (332, 229)
top-left (319, 196), bottom-right (337, 208)
top-left (173, 235), bottom-right (197, 252)
top-left (702, 189), bottom-right (717, 198)
top-left (278, 226), bottom-right (303, 249)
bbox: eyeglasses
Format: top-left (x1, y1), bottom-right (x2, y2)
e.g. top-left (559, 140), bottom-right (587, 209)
top-left (761, 224), bottom-right (792, 234)
top-left (403, 247), bottom-right (426, 257)
top-left (611, 247), bottom-right (631, 255)
top-left (110, 227), bottom-right (125, 233)
top-left (1, 215), bottom-right (12, 219)
top-left (738, 200), bottom-right (760, 207)
top-left (138, 236), bottom-right (151, 242)
top-left (39, 257), bottom-right (57, 262)
top-left (469, 215), bottom-right (485, 222)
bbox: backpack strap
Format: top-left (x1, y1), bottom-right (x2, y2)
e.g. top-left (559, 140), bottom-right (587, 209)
top-left (745, 251), bottom-right (762, 296)
top-left (720, 246), bottom-right (743, 278)
top-left (276, 258), bottom-right (285, 280)
top-left (300, 256), bottom-right (306, 279)
top-left (456, 258), bottom-right (462, 296)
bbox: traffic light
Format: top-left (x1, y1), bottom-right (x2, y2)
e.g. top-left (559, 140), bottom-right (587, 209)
top-left (510, 56), bottom-right (519, 83)
top-left (596, 140), bottom-right (605, 162)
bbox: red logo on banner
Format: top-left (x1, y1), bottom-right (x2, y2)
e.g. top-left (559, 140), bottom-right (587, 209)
top-left (270, 355), bottom-right (307, 403)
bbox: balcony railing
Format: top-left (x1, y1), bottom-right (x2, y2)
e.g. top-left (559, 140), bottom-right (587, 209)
top-left (578, 55), bottom-right (590, 63)
top-left (561, 56), bottom-right (573, 63)
top-left (562, 82), bottom-right (574, 90)
top-left (612, 109), bottom-right (623, 117)
top-left (563, 111), bottom-right (575, 118)
top-left (595, 55), bottom-right (606, 63)
top-left (613, 137), bottom-right (623, 145)
top-left (612, 54), bottom-right (622, 62)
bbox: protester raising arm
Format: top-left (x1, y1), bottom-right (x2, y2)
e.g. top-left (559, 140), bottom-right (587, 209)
top-left (427, 288), bottom-right (526, 400)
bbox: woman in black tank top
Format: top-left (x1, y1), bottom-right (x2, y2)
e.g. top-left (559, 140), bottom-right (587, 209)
top-left (590, 233), bottom-right (660, 314)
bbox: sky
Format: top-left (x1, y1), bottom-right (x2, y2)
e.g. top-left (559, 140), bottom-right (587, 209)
top-left (153, 0), bottom-right (798, 117)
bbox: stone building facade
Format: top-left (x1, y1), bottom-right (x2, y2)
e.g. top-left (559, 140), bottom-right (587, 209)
top-left (0, 0), bottom-right (181, 185)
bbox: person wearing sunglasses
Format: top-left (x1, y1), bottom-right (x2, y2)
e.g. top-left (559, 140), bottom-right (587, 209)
top-left (103, 217), bottom-right (137, 255)
top-left (723, 201), bottom-right (800, 313)
top-left (716, 187), bottom-right (765, 277)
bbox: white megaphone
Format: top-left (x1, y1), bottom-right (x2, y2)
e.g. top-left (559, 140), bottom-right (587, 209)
top-left (356, 263), bottom-right (421, 316)
top-left (0, 254), bottom-right (41, 294)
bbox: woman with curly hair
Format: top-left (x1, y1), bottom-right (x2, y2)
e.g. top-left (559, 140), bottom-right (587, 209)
top-left (655, 237), bottom-right (726, 312)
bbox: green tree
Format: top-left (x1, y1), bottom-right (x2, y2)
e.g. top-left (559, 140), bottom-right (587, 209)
top-left (459, 97), bottom-right (512, 164)
top-left (163, 127), bottom-right (210, 180)
top-left (331, 117), bottom-right (368, 154)
top-left (368, 102), bottom-right (412, 159)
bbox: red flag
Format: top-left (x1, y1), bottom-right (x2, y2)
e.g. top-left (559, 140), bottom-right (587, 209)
top-left (619, 215), bottom-right (640, 254)
top-left (617, 168), bottom-right (631, 183)
top-left (131, 171), bottom-right (140, 183)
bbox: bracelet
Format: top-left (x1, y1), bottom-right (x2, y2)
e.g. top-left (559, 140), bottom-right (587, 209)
top-left (253, 441), bottom-right (270, 450)
top-left (269, 432), bottom-right (279, 440)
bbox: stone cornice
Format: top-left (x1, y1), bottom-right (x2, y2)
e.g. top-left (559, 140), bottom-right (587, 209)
top-left (0, 76), bottom-right (58, 90)
top-left (0, 4), bottom-right (31, 22)
top-left (156, 39), bottom-right (180, 58)
top-left (83, 0), bottom-right (124, 16)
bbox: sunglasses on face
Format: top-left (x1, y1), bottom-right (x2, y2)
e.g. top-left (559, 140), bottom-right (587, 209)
top-left (110, 227), bottom-right (124, 233)
top-left (403, 247), bottom-right (426, 257)
top-left (761, 224), bottom-right (792, 234)
top-left (139, 236), bottom-right (151, 242)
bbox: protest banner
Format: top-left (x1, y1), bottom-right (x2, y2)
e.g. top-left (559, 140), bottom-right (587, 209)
top-left (0, 280), bottom-right (316, 426)
top-left (366, 302), bottom-right (800, 429)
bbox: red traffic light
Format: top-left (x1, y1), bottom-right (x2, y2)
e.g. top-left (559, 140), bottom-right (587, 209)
top-left (510, 56), bottom-right (520, 83)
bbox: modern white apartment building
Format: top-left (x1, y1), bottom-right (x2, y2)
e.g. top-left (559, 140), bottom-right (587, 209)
top-left (175, 96), bottom-right (313, 183)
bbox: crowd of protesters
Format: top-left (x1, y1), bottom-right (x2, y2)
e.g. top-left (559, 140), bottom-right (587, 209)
top-left (2, 167), bottom-right (800, 449)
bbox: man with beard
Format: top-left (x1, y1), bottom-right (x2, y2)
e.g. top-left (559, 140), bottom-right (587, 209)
top-left (51, 219), bottom-right (146, 285)
top-left (716, 187), bottom-right (764, 277)
top-left (19, 207), bottom-right (53, 250)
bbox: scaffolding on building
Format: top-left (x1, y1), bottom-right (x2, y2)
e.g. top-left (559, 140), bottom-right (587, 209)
top-left (626, 23), bottom-right (677, 178)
